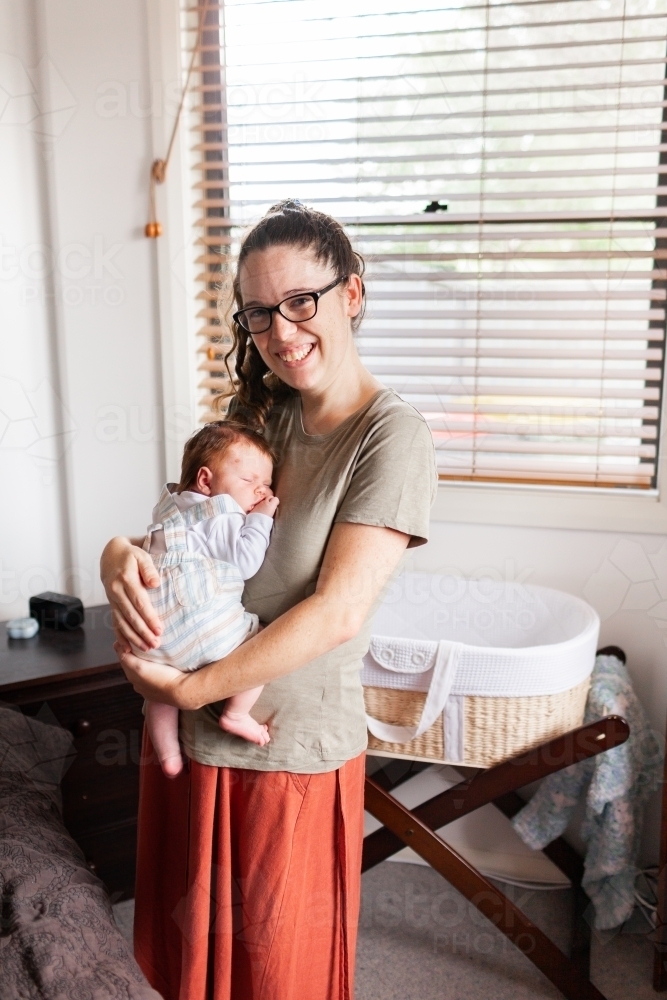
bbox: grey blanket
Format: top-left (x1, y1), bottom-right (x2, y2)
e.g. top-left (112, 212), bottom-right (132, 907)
top-left (0, 703), bottom-right (161, 999)
top-left (512, 655), bottom-right (663, 930)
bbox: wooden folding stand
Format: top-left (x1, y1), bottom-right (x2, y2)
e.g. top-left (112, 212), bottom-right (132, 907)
top-left (363, 714), bottom-right (630, 1000)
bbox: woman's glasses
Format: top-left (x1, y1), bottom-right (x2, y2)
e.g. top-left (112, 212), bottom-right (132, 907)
top-left (233, 275), bottom-right (347, 335)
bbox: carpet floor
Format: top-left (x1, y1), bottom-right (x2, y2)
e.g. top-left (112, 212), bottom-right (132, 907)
top-left (113, 860), bottom-right (657, 999)
top-left (356, 861), bottom-right (655, 1000)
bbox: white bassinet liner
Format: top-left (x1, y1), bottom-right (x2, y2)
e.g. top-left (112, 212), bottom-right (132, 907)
top-left (361, 574), bottom-right (599, 746)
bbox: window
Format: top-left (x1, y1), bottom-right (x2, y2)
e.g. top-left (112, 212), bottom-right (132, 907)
top-left (185, 0), bottom-right (667, 491)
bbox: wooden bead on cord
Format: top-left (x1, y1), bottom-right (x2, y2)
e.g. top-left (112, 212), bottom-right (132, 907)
top-left (145, 0), bottom-right (204, 238)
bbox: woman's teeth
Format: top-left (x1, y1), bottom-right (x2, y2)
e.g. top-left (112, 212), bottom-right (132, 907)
top-left (278, 344), bottom-right (314, 363)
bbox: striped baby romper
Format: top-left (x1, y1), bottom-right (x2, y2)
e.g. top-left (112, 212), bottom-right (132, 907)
top-left (137, 485), bottom-right (258, 672)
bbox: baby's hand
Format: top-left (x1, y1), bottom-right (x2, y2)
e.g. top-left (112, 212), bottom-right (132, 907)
top-left (252, 496), bottom-right (279, 518)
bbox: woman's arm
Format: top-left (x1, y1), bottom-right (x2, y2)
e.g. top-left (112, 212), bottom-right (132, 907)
top-left (100, 536), bottom-right (162, 649)
top-left (114, 521), bottom-right (410, 709)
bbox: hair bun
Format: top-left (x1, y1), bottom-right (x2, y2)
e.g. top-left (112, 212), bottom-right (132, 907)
top-left (268, 198), bottom-right (305, 214)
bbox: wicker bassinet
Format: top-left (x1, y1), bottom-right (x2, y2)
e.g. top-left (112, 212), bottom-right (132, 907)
top-left (361, 573), bottom-right (600, 768)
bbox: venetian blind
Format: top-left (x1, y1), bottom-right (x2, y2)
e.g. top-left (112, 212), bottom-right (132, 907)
top-left (185, 0), bottom-right (667, 489)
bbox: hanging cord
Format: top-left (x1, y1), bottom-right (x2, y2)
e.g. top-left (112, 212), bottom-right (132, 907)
top-left (146, 5), bottom-right (205, 237)
top-left (634, 866), bottom-right (659, 930)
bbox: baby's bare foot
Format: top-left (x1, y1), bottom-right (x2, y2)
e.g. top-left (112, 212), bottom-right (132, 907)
top-left (219, 712), bottom-right (270, 746)
top-left (160, 753), bottom-right (184, 778)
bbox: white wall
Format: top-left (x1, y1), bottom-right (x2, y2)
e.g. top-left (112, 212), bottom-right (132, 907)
top-left (0, 0), bottom-right (70, 613)
top-left (1, 0), bottom-right (165, 617)
top-left (1, 0), bottom-right (665, 864)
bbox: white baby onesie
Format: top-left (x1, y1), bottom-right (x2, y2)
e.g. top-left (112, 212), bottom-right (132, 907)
top-left (147, 489), bottom-right (273, 578)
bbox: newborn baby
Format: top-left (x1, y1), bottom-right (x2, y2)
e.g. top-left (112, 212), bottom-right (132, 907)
top-left (136, 421), bottom-right (278, 776)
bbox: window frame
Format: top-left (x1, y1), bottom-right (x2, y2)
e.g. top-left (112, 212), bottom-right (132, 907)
top-left (430, 465), bottom-right (667, 533)
top-left (148, 0), bottom-right (667, 531)
top-left (147, 0), bottom-right (201, 483)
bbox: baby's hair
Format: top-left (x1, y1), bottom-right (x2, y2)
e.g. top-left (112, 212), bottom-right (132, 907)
top-left (177, 421), bottom-right (275, 493)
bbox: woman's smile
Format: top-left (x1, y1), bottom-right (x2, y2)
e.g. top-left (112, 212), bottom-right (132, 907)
top-left (275, 342), bottom-right (316, 365)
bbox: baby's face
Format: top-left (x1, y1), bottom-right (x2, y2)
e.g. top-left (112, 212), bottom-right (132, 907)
top-left (197, 441), bottom-right (273, 513)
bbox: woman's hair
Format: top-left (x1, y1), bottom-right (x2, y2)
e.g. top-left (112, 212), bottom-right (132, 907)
top-left (177, 421), bottom-right (275, 493)
top-left (218, 199), bottom-right (365, 430)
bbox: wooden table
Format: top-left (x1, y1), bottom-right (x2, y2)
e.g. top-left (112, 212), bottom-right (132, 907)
top-left (0, 605), bottom-right (143, 899)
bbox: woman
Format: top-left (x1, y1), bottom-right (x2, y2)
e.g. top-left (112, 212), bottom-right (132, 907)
top-left (102, 201), bottom-right (437, 1000)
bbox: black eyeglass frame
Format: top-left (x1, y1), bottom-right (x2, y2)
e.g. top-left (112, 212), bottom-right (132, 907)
top-left (233, 275), bottom-right (348, 335)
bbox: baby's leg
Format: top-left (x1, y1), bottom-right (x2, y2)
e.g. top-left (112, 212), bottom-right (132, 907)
top-left (219, 686), bottom-right (269, 746)
top-left (145, 700), bottom-right (184, 777)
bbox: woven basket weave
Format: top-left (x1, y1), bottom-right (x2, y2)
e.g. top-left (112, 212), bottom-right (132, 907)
top-left (361, 573), bottom-right (599, 769)
top-left (364, 678), bottom-right (591, 768)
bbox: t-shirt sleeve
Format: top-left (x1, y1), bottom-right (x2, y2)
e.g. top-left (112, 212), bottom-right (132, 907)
top-left (334, 407), bottom-right (437, 547)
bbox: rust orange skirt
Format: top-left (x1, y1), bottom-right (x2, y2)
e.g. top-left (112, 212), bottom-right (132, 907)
top-left (133, 733), bottom-right (366, 1000)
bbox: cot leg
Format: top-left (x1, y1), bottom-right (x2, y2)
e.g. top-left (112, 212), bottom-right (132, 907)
top-left (364, 776), bottom-right (608, 1000)
top-left (368, 757), bottom-right (431, 792)
top-left (363, 716), bottom-right (630, 871)
top-left (571, 882), bottom-right (593, 979)
top-left (494, 790), bottom-right (591, 980)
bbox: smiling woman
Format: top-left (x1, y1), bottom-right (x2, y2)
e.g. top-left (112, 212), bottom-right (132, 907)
top-left (100, 200), bottom-right (438, 1000)
top-left (224, 199), bottom-right (368, 434)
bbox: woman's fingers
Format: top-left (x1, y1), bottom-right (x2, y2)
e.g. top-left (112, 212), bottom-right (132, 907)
top-left (101, 537), bottom-right (162, 650)
top-left (127, 581), bottom-right (162, 644)
top-left (137, 548), bottom-right (161, 590)
top-left (111, 606), bottom-right (154, 652)
top-left (115, 644), bottom-right (187, 705)
top-left (115, 643), bottom-right (153, 696)
top-left (109, 578), bottom-right (160, 650)
top-left (114, 634), bottom-right (131, 655)
top-left (128, 547), bottom-right (162, 635)
top-left (102, 539), bottom-right (161, 639)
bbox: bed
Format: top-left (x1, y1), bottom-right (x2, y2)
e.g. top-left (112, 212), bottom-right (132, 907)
top-left (0, 703), bottom-right (161, 999)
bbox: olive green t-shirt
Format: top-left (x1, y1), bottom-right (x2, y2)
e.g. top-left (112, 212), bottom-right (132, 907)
top-left (180, 387), bottom-right (437, 772)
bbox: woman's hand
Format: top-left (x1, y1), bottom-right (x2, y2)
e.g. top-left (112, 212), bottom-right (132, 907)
top-left (114, 639), bottom-right (196, 707)
top-left (100, 536), bottom-right (162, 651)
top-left (175, 522), bottom-right (410, 709)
